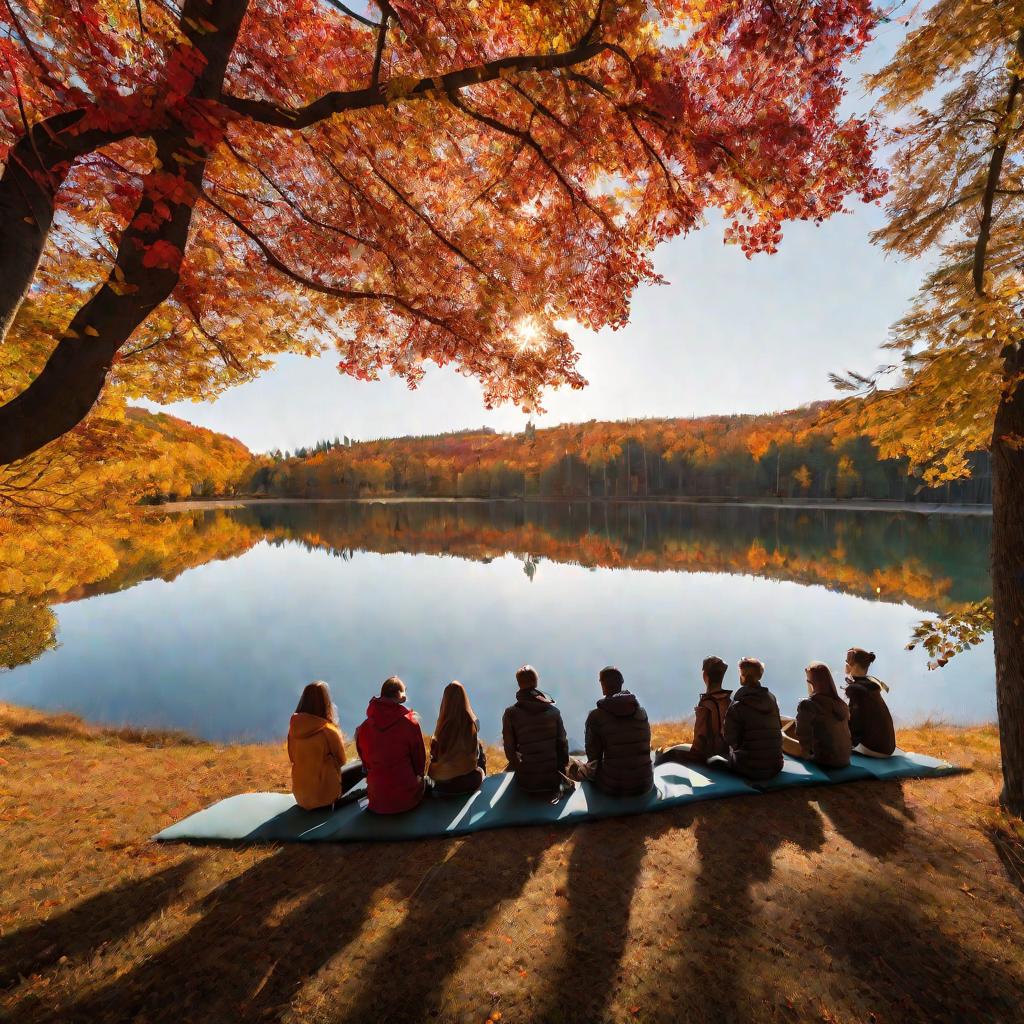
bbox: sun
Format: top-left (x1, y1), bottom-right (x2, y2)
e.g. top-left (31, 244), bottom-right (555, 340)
top-left (513, 317), bottom-right (544, 353)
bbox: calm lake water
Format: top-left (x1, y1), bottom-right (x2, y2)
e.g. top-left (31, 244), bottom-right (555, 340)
top-left (0, 500), bottom-right (994, 744)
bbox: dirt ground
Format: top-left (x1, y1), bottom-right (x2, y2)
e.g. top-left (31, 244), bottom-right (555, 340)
top-left (1, 703), bottom-right (1021, 1024)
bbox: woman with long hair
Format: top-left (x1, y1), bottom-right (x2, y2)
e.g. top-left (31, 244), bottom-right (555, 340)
top-left (287, 681), bottom-right (364, 810)
top-left (428, 680), bottom-right (486, 795)
top-left (781, 662), bottom-right (852, 768)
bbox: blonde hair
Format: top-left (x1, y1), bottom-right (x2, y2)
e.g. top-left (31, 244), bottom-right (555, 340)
top-left (433, 680), bottom-right (479, 761)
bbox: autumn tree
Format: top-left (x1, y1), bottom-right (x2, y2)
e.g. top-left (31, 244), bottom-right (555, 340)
top-left (0, 0), bottom-right (885, 466)
top-left (833, 0), bottom-right (1024, 813)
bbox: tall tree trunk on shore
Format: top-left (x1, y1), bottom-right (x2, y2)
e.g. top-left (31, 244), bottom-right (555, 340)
top-left (992, 345), bottom-right (1024, 815)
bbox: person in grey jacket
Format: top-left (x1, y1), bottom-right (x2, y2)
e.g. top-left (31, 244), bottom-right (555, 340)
top-left (501, 665), bottom-right (569, 794)
top-left (571, 667), bottom-right (654, 796)
top-left (782, 662), bottom-right (852, 768)
top-left (723, 657), bottom-right (784, 781)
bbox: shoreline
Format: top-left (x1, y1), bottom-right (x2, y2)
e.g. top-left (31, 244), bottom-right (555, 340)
top-left (153, 494), bottom-right (994, 516)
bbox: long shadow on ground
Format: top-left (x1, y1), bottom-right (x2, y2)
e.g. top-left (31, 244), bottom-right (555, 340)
top-left (45, 844), bottom-right (415, 1024)
top-left (331, 828), bottom-right (558, 1023)
top-left (0, 860), bottom-right (197, 991)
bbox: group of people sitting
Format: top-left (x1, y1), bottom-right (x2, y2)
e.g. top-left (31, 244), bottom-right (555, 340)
top-left (286, 647), bottom-right (897, 814)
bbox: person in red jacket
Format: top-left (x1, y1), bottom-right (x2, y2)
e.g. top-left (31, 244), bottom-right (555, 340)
top-left (355, 676), bottom-right (428, 814)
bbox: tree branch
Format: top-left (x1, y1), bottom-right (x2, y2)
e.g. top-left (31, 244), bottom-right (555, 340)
top-left (201, 186), bottom-right (459, 334)
top-left (974, 27), bottom-right (1024, 297)
top-left (321, 0), bottom-right (380, 29)
top-left (219, 41), bottom-right (613, 128)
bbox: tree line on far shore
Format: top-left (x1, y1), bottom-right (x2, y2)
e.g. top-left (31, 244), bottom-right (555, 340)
top-left (243, 406), bottom-right (992, 506)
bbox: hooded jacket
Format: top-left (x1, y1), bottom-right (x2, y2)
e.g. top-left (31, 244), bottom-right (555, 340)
top-left (723, 683), bottom-right (784, 780)
top-left (795, 692), bottom-right (852, 768)
top-left (690, 689), bottom-right (733, 761)
top-left (845, 676), bottom-right (896, 755)
top-left (287, 713), bottom-right (348, 811)
top-left (502, 688), bottom-right (569, 793)
top-left (584, 690), bottom-right (654, 797)
top-left (355, 697), bottom-right (427, 814)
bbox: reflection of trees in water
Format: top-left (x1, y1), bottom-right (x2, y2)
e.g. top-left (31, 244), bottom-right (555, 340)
top-left (247, 500), bottom-right (991, 610)
top-left (0, 501), bottom-right (991, 672)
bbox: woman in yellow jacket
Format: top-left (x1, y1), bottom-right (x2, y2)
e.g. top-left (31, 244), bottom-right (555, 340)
top-left (287, 681), bottom-right (364, 810)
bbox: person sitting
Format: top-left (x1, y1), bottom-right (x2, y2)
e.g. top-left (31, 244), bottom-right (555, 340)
top-left (501, 665), bottom-right (569, 796)
top-left (844, 647), bottom-right (896, 756)
top-left (781, 662), bottom-right (852, 768)
top-left (428, 680), bottom-right (486, 795)
top-left (722, 657), bottom-right (784, 781)
top-left (355, 676), bottom-right (428, 814)
top-left (287, 681), bottom-right (365, 811)
top-left (655, 656), bottom-right (732, 766)
top-left (570, 667), bottom-right (653, 796)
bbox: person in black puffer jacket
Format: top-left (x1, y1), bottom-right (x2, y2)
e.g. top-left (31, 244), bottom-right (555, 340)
top-left (502, 665), bottom-right (569, 794)
top-left (844, 647), bottom-right (896, 756)
top-left (572, 666), bottom-right (653, 797)
top-left (723, 657), bottom-right (784, 781)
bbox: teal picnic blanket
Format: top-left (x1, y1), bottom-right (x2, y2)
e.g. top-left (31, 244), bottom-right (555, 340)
top-left (155, 751), bottom-right (958, 844)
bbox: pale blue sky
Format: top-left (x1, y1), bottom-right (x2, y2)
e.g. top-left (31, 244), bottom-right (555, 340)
top-left (144, 19), bottom-right (922, 453)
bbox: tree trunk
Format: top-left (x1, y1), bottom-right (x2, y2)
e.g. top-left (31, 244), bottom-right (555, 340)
top-left (992, 344), bottom-right (1024, 816)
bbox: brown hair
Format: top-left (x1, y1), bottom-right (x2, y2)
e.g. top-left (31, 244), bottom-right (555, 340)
top-left (599, 666), bottom-right (624, 692)
top-left (846, 648), bottom-right (876, 671)
top-left (702, 656), bottom-right (728, 687)
top-left (295, 681), bottom-right (337, 723)
top-left (432, 681), bottom-right (479, 762)
top-left (738, 657), bottom-right (765, 684)
top-left (380, 676), bottom-right (405, 700)
top-left (805, 661), bottom-right (840, 699)
top-left (516, 665), bottom-right (539, 689)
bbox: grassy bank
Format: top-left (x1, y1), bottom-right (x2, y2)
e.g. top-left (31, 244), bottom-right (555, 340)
top-left (1, 703), bottom-right (1022, 1024)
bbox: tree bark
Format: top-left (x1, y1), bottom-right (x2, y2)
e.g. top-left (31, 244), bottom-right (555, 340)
top-left (992, 344), bottom-right (1024, 816)
top-left (0, 112), bottom-right (138, 346)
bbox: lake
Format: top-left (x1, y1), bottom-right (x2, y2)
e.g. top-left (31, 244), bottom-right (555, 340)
top-left (0, 500), bottom-right (994, 745)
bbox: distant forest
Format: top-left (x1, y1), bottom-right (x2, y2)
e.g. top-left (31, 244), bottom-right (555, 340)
top-left (247, 405), bottom-right (992, 505)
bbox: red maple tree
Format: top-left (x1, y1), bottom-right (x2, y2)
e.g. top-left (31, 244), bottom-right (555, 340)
top-left (0, 0), bottom-right (884, 464)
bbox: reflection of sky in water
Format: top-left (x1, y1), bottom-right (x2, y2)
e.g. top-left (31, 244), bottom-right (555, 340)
top-left (0, 540), bottom-right (994, 744)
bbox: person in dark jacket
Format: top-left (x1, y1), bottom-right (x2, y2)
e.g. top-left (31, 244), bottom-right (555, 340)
top-left (781, 662), bottom-right (852, 768)
top-left (355, 676), bottom-right (428, 814)
top-left (569, 667), bottom-right (653, 796)
top-left (656, 656), bottom-right (732, 766)
top-left (722, 657), bottom-right (784, 781)
top-left (844, 647), bottom-right (897, 756)
top-left (502, 665), bottom-right (569, 795)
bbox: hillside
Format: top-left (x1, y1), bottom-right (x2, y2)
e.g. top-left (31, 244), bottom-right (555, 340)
top-left (125, 407), bottom-right (254, 502)
top-left (252, 405), bottom-right (991, 505)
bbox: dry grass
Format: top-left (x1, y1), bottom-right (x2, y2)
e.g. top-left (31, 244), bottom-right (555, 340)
top-left (1, 702), bottom-right (1022, 1024)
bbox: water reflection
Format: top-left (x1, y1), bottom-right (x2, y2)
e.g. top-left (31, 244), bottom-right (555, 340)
top-left (0, 501), bottom-right (993, 741)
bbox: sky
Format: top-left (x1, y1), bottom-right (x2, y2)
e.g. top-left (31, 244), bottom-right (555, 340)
top-left (141, 19), bottom-right (924, 454)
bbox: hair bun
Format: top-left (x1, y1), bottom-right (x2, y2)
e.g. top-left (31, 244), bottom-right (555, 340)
top-left (867, 651), bottom-right (876, 665)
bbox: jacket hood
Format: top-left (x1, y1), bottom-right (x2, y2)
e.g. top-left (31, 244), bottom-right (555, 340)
top-left (846, 676), bottom-right (882, 694)
top-left (733, 683), bottom-right (778, 714)
top-left (809, 691), bottom-right (850, 721)
top-left (365, 696), bottom-right (418, 730)
top-left (702, 689), bottom-right (733, 708)
top-left (597, 689), bottom-right (647, 719)
top-left (289, 712), bottom-right (333, 740)
top-left (516, 687), bottom-right (557, 713)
